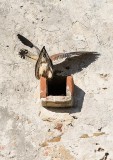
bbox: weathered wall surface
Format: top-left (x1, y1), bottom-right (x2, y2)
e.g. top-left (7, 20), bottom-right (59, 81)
top-left (0, 0), bottom-right (113, 159)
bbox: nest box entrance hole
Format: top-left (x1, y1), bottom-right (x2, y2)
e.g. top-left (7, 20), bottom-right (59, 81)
top-left (47, 76), bottom-right (66, 96)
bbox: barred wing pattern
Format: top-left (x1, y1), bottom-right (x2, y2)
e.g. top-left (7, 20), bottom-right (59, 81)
top-left (19, 49), bottom-right (94, 65)
top-left (17, 34), bottom-right (98, 80)
top-left (18, 34), bottom-right (95, 65)
top-left (50, 51), bottom-right (95, 65)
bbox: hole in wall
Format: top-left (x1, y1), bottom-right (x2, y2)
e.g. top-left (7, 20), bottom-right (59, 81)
top-left (47, 76), bottom-right (66, 96)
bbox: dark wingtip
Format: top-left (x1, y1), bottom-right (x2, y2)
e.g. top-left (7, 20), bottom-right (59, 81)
top-left (17, 34), bottom-right (33, 48)
top-left (17, 34), bottom-right (22, 39)
top-left (17, 34), bottom-right (20, 37)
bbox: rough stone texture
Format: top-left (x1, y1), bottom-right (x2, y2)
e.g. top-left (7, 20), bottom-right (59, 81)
top-left (0, 0), bottom-right (113, 160)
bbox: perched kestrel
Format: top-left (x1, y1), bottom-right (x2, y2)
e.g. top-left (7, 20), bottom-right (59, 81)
top-left (17, 34), bottom-right (97, 80)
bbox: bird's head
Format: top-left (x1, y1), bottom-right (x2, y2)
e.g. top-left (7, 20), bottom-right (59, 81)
top-left (39, 46), bottom-right (49, 63)
top-left (35, 46), bottom-right (54, 79)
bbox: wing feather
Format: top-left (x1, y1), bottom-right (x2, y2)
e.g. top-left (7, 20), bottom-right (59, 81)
top-left (50, 52), bottom-right (97, 65)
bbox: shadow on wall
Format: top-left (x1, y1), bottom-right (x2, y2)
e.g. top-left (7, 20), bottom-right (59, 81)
top-left (54, 52), bottom-right (100, 76)
top-left (73, 85), bottom-right (85, 113)
top-left (45, 52), bottom-right (100, 113)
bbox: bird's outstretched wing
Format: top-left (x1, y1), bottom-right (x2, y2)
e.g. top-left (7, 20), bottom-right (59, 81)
top-left (17, 34), bottom-right (97, 65)
top-left (17, 34), bottom-right (40, 54)
top-left (18, 48), bottom-right (96, 65)
top-left (17, 34), bottom-right (99, 80)
top-left (50, 51), bottom-right (96, 65)
top-left (17, 34), bottom-right (34, 48)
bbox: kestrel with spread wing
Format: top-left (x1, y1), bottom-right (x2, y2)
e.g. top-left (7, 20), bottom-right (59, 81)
top-left (17, 34), bottom-right (97, 80)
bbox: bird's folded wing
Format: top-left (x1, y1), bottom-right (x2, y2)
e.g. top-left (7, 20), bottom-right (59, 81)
top-left (19, 49), bottom-right (38, 63)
